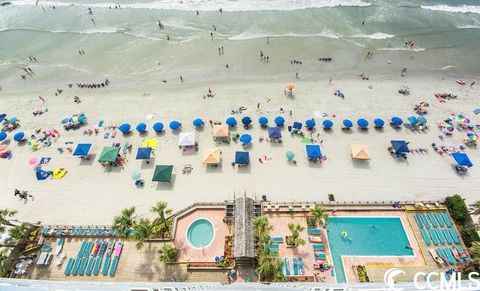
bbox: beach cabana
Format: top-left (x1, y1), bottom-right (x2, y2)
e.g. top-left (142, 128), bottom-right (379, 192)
top-left (241, 116), bottom-right (252, 126)
top-left (305, 119), bottom-right (316, 129)
top-left (179, 132), bottom-right (195, 147)
top-left (350, 144), bottom-right (371, 160)
top-left (240, 134), bottom-right (252, 144)
top-left (258, 117), bottom-right (268, 127)
top-left (452, 152), bottom-right (473, 168)
top-left (391, 117), bottom-right (403, 126)
top-left (306, 144), bottom-right (322, 158)
top-left (73, 143), bottom-right (92, 157)
top-left (226, 117), bottom-right (237, 127)
top-left (323, 120), bottom-right (333, 129)
top-left (153, 122), bottom-right (164, 132)
top-left (143, 138), bottom-right (158, 149)
top-left (268, 127), bottom-right (282, 139)
top-left (169, 121), bottom-right (182, 130)
top-left (235, 151), bottom-right (250, 165)
top-left (152, 165), bottom-right (173, 182)
top-left (202, 148), bottom-right (221, 165)
top-left (119, 123), bottom-right (131, 134)
top-left (136, 147), bottom-right (152, 160)
top-left (407, 116), bottom-right (418, 125)
top-left (0, 132), bottom-right (7, 142)
top-left (98, 146), bottom-right (120, 163)
top-left (357, 119), bottom-right (369, 129)
top-left (292, 122), bottom-right (302, 130)
top-left (136, 123), bottom-right (147, 133)
top-left (274, 116), bottom-right (285, 126)
top-left (213, 124), bottom-right (229, 138)
top-left (417, 116), bottom-right (427, 124)
top-left (193, 118), bottom-right (204, 127)
top-left (343, 119), bottom-right (353, 129)
top-left (374, 118), bottom-right (385, 128)
top-left (391, 140), bottom-right (410, 153)
top-left (13, 132), bottom-right (25, 141)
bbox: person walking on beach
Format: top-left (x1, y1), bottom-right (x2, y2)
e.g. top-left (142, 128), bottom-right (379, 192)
top-left (221, 46), bottom-right (224, 55)
top-left (295, 72), bottom-right (299, 79)
top-left (470, 81), bottom-right (476, 87)
top-left (180, 75), bottom-right (183, 83)
top-left (210, 31), bottom-right (213, 39)
top-left (218, 47), bottom-right (221, 55)
top-left (196, 10), bottom-right (199, 16)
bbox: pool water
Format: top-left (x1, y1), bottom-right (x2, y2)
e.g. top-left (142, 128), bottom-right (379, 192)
top-left (187, 219), bottom-right (215, 249)
top-left (326, 217), bottom-right (413, 283)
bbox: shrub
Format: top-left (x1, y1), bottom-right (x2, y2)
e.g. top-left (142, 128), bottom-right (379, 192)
top-left (158, 244), bottom-right (179, 264)
top-left (461, 229), bottom-right (480, 248)
top-left (306, 217), bottom-right (317, 228)
top-left (445, 194), bottom-right (469, 223)
top-left (356, 265), bottom-right (370, 282)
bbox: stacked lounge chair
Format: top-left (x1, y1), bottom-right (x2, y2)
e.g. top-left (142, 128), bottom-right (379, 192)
top-left (78, 240), bottom-right (93, 275)
top-left (71, 240), bottom-right (86, 276)
top-left (102, 241), bottom-right (115, 276)
top-left (86, 240), bottom-right (101, 276)
top-left (64, 258), bottom-right (74, 275)
top-left (93, 241), bottom-right (108, 276)
top-left (109, 242), bottom-right (123, 277)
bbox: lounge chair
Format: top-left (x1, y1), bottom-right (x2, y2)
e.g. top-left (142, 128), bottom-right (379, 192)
top-left (314, 253), bottom-right (326, 260)
top-left (102, 255), bottom-right (111, 276)
top-left (442, 213), bottom-right (452, 227)
top-left (268, 244), bottom-right (279, 250)
top-left (292, 258), bottom-right (299, 276)
top-left (93, 255), bottom-right (103, 276)
top-left (77, 241), bottom-right (86, 257)
top-left (428, 213), bottom-right (438, 228)
top-left (448, 228), bottom-right (460, 244)
top-left (284, 258), bottom-right (291, 276)
top-left (109, 256), bottom-right (119, 277)
top-left (436, 248), bottom-right (449, 264)
top-left (429, 229), bottom-right (439, 245)
top-left (54, 239), bottom-right (64, 256)
top-left (270, 237), bottom-right (284, 244)
top-left (415, 214), bottom-right (424, 229)
top-left (457, 246), bottom-right (472, 261)
top-left (78, 257), bottom-right (88, 276)
top-left (64, 258), bottom-right (74, 276)
top-left (435, 213), bottom-right (445, 227)
top-left (443, 229), bottom-right (453, 244)
top-left (421, 213), bottom-right (431, 229)
top-left (297, 257), bottom-right (305, 275)
top-left (443, 247), bottom-right (456, 264)
top-left (309, 236), bottom-right (322, 243)
top-left (312, 244), bottom-right (325, 251)
top-left (420, 229), bottom-right (431, 246)
top-left (307, 229), bottom-right (321, 235)
top-left (85, 255), bottom-right (95, 276)
top-left (71, 256), bottom-right (81, 276)
top-left (435, 229), bottom-right (446, 245)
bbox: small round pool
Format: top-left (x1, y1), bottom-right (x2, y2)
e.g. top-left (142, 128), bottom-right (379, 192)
top-left (186, 218), bottom-right (215, 249)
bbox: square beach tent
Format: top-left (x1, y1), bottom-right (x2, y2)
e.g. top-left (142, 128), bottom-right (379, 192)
top-left (73, 143), bottom-right (92, 156)
top-left (98, 146), bottom-right (120, 163)
top-left (306, 144), bottom-right (322, 158)
top-left (152, 165), bottom-right (173, 182)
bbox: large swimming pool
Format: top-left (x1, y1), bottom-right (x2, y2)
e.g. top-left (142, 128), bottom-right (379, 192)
top-left (326, 217), bottom-right (414, 283)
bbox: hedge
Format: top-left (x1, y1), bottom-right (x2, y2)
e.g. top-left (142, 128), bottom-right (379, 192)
top-left (445, 194), bottom-right (469, 223)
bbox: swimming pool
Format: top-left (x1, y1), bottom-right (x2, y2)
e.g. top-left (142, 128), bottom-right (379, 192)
top-left (186, 218), bottom-right (215, 249)
top-left (326, 217), bottom-right (414, 283)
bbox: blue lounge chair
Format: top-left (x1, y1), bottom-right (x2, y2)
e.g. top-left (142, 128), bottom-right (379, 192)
top-left (415, 214), bottom-right (424, 229)
top-left (428, 213), bottom-right (438, 228)
top-left (284, 258), bottom-right (291, 276)
top-left (429, 229), bottom-right (439, 245)
top-left (443, 247), bottom-right (456, 264)
top-left (420, 229), bottom-right (431, 245)
top-left (84, 241), bottom-right (93, 256)
top-left (268, 244), bottom-right (279, 250)
top-left (71, 256), bottom-right (81, 276)
top-left (314, 253), bottom-right (326, 260)
top-left (109, 256), bottom-right (119, 277)
top-left (85, 255), bottom-right (95, 276)
top-left (64, 258), bottom-right (74, 276)
top-left (307, 229), bottom-right (321, 235)
top-left (312, 244), bottom-right (325, 251)
top-left (102, 255), bottom-right (111, 276)
top-left (292, 258), bottom-right (299, 276)
top-left (77, 241), bottom-right (86, 257)
top-left (437, 248), bottom-right (448, 264)
top-left (443, 229), bottom-right (453, 244)
top-left (448, 229), bottom-right (460, 244)
top-left (442, 213), bottom-right (452, 227)
top-left (270, 237), bottom-right (284, 244)
top-left (93, 256), bottom-right (103, 276)
top-left (435, 213), bottom-right (445, 227)
top-left (78, 257), bottom-right (88, 276)
top-left (436, 229), bottom-right (446, 245)
top-left (298, 257), bottom-right (305, 275)
top-left (421, 213), bottom-right (431, 229)
top-left (457, 246), bottom-right (471, 261)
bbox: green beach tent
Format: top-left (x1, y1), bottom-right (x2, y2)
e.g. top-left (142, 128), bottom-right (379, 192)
top-left (152, 165), bottom-right (173, 182)
top-left (98, 146), bottom-right (120, 163)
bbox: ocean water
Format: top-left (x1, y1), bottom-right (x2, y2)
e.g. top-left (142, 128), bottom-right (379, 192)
top-left (1, 0), bottom-right (480, 87)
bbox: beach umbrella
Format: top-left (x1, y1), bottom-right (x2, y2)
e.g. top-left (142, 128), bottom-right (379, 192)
top-left (241, 116), bottom-right (252, 126)
top-left (305, 119), bottom-right (316, 128)
top-left (445, 123), bottom-right (454, 132)
top-left (452, 152), bottom-right (473, 167)
top-left (153, 122), bottom-right (164, 132)
top-left (268, 127), bottom-right (282, 139)
top-left (275, 116), bottom-right (285, 126)
top-left (258, 117), bottom-right (268, 126)
top-left (391, 117), bottom-right (403, 126)
top-left (61, 118), bottom-right (69, 124)
top-left (466, 131), bottom-right (478, 142)
top-left (343, 119), bottom-right (353, 128)
top-left (98, 146), bottom-right (120, 163)
top-left (136, 147), bottom-right (152, 160)
top-left (226, 117), bottom-right (237, 127)
top-left (169, 121), bottom-right (181, 130)
top-left (374, 118), bottom-right (385, 128)
top-left (78, 114), bottom-right (86, 123)
top-left (240, 134), bottom-right (252, 144)
top-left (306, 144), bottom-right (322, 158)
top-left (119, 123), bottom-right (131, 134)
top-left (407, 116), bottom-right (418, 125)
top-left (13, 132), bottom-right (25, 141)
top-left (213, 124), bottom-right (229, 138)
top-left (152, 165), bottom-right (173, 182)
top-left (35, 169), bottom-right (51, 181)
top-left (73, 143), bottom-right (92, 156)
top-left (357, 119), bottom-right (369, 129)
top-left (136, 123), bottom-right (147, 133)
top-left (285, 151), bottom-right (295, 161)
top-left (287, 83), bottom-right (295, 90)
top-left (193, 118), bottom-right (204, 127)
top-left (143, 138), bottom-right (158, 149)
top-left (322, 120), bottom-right (333, 129)
top-left (292, 122), bottom-right (302, 130)
top-left (391, 140), bottom-right (410, 153)
top-left (28, 157), bottom-right (38, 165)
top-left (351, 144), bottom-right (371, 160)
top-left (417, 116), bottom-right (427, 124)
top-left (7, 117), bottom-right (17, 125)
top-left (0, 114), bottom-right (5, 123)
top-left (131, 170), bottom-right (141, 180)
top-left (235, 151), bottom-right (250, 165)
top-left (202, 148), bottom-right (221, 164)
top-left (178, 132), bottom-right (195, 146)
top-left (0, 132), bottom-right (7, 141)
top-left (454, 115), bottom-right (469, 124)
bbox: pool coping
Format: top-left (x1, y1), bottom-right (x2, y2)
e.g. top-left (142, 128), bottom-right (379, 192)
top-left (185, 217), bottom-right (216, 250)
top-left (325, 215), bottom-right (416, 283)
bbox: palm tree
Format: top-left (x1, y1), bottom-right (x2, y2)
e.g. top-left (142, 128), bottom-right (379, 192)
top-left (470, 201), bottom-right (480, 216)
top-left (253, 217), bottom-right (272, 244)
top-left (159, 244), bottom-right (179, 264)
top-left (112, 207), bottom-right (136, 238)
top-left (0, 209), bottom-right (18, 233)
top-left (132, 218), bottom-right (154, 249)
top-left (472, 242), bottom-right (480, 264)
top-left (287, 223), bottom-right (305, 247)
top-left (256, 244), bottom-right (276, 281)
top-left (151, 201), bottom-right (173, 236)
top-left (310, 205), bottom-right (329, 227)
top-left (272, 258), bottom-right (287, 282)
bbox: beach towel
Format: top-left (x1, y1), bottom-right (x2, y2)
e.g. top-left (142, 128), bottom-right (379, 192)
top-left (34, 157), bottom-right (51, 170)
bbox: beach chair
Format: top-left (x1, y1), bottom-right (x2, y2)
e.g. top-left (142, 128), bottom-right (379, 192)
top-left (429, 229), bottom-right (439, 245)
top-left (270, 237), bottom-right (284, 244)
top-left (102, 255), bottom-right (111, 276)
top-left (284, 258), bottom-right (291, 276)
top-left (443, 229), bottom-right (453, 244)
top-left (435, 229), bottom-right (446, 245)
top-left (85, 255), bottom-right (95, 276)
top-left (77, 241), bottom-right (86, 257)
top-left (78, 257), bottom-right (88, 276)
top-left (415, 214), bottom-right (424, 229)
top-left (442, 213), bottom-right (452, 227)
top-left (71, 256), bottom-right (81, 276)
top-left (297, 257), bottom-right (305, 275)
top-left (312, 244), bottom-right (325, 251)
top-left (420, 229), bottom-right (431, 246)
top-left (307, 229), bottom-right (321, 235)
top-left (292, 258), bottom-right (299, 276)
top-left (435, 213), bottom-right (445, 227)
top-left (309, 236), bottom-right (322, 243)
top-left (428, 213), bottom-right (438, 228)
top-left (437, 248), bottom-right (449, 264)
top-left (421, 213), bottom-right (431, 229)
top-left (54, 239), bottom-right (64, 256)
top-left (314, 253), bottom-right (326, 260)
top-left (457, 246), bottom-right (472, 261)
top-left (448, 229), bottom-right (460, 244)
top-left (109, 256), bottom-right (119, 277)
top-left (443, 247), bottom-right (456, 265)
top-left (93, 256), bottom-right (103, 276)
top-left (64, 258), bottom-right (74, 276)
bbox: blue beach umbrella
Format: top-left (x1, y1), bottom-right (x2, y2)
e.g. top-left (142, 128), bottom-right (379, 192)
top-left (374, 118), bottom-right (385, 128)
top-left (391, 140), bottom-right (410, 153)
top-left (226, 117), bottom-right (237, 127)
top-left (136, 123), bottom-right (147, 133)
top-left (78, 114), bottom-right (86, 123)
top-left (169, 121), bottom-right (181, 130)
top-left (322, 120), bottom-right (333, 129)
top-left (0, 132), bottom-right (7, 142)
top-left (452, 152), bottom-right (473, 167)
top-left (285, 151), bottom-right (295, 160)
top-left (258, 117), bottom-right (268, 126)
top-left (306, 144), bottom-right (322, 158)
top-left (193, 118), bottom-right (204, 127)
top-left (235, 151), bottom-right (250, 165)
top-left (13, 132), bottom-right (25, 141)
top-left (357, 119), bottom-right (369, 129)
top-left (407, 116), bottom-right (418, 125)
top-left (240, 134), bottom-right (252, 144)
top-left (119, 123), bottom-right (131, 134)
top-left (274, 116), bottom-right (285, 126)
top-left (343, 119), bottom-right (353, 128)
top-left (73, 143), bottom-right (92, 156)
top-left (61, 118), bottom-right (69, 124)
top-left (153, 122), bottom-right (164, 132)
top-left (292, 122), bottom-right (302, 130)
top-left (305, 119), bottom-right (316, 128)
top-left (268, 127), bottom-right (282, 139)
top-left (136, 147), bottom-right (152, 160)
top-left (0, 114), bottom-right (5, 123)
top-left (417, 116), bottom-right (427, 124)
top-left (241, 116), bottom-right (252, 126)
top-left (391, 117), bottom-right (403, 126)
